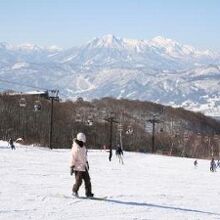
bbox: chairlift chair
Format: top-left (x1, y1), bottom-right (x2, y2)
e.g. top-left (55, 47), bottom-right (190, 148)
top-left (204, 136), bottom-right (210, 143)
top-left (86, 119), bottom-right (93, 126)
top-left (75, 113), bottom-right (82, 122)
top-left (126, 125), bottom-right (133, 135)
top-left (19, 97), bottom-right (27, 108)
top-left (33, 100), bottom-right (42, 112)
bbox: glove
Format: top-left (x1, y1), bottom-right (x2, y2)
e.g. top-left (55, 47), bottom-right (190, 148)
top-left (70, 166), bottom-right (75, 175)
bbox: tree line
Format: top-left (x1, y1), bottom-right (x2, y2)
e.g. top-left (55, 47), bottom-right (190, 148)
top-left (0, 93), bottom-right (220, 159)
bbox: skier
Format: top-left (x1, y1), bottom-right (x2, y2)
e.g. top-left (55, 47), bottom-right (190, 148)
top-left (210, 158), bottom-right (216, 172)
top-left (217, 159), bottom-right (220, 168)
top-left (116, 144), bottom-right (124, 164)
top-left (9, 138), bottom-right (15, 150)
top-left (194, 160), bottom-right (198, 167)
top-left (102, 144), bottom-right (107, 151)
top-left (70, 132), bottom-right (94, 198)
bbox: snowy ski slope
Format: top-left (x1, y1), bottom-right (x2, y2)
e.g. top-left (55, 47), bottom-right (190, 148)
top-left (0, 141), bottom-right (220, 220)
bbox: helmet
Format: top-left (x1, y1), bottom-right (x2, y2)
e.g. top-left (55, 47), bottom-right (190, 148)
top-left (76, 132), bottom-right (86, 143)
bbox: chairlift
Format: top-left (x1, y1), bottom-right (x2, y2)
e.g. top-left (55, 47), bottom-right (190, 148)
top-left (33, 100), bottom-right (42, 112)
top-left (86, 119), bottom-right (93, 126)
top-left (19, 97), bottom-right (27, 108)
top-left (126, 125), bottom-right (133, 135)
top-left (204, 136), bottom-right (210, 143)
top-left (75, 113), bottom-right (82, 122)
top-left (86, 114), bottom-right (94, 126)
top-left (126, 129), bottom-right (133, 135)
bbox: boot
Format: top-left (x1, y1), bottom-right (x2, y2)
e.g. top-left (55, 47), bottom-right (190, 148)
top-left (86, 193), bottom-right (94, 198)
top-left (72, 191), bottom-right (79, 197)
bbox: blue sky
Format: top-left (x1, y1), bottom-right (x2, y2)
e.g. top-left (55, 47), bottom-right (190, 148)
top-left (0, 0), bottom-right (220, 51)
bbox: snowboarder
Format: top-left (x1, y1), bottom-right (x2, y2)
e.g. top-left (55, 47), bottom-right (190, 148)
top-left (210, 158), bottom-right (216, 172)
top-left (116, 144), bottom-right (124, 164)
top-left (70, 132), bottom-right (94, 198)
top-left (194, 160), bottom-right (198, 167)
top-left (9, 138), bottom-right (15, 150)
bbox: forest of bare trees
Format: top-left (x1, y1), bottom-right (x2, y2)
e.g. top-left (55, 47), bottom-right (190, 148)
top-left (1, 92), bottom-right (220, 159)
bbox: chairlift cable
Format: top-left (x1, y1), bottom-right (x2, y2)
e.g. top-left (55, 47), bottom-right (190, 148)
top-left (0, 77), bottom-right (48, 91)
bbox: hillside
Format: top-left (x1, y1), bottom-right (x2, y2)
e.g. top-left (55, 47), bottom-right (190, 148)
top-left (1, 95), bottom-right (220, 158)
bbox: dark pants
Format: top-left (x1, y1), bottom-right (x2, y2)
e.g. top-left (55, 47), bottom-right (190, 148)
top-left (72, 170), bottom-right (92, 196)
top-left (10, 144), bottom-right (15, 150)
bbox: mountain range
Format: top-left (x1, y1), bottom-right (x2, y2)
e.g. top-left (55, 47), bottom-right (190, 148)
top-left (0, 34), bottom-right (220, 117)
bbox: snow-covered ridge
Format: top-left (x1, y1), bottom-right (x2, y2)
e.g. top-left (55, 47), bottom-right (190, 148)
top-left (0, 35), bottom-right (217, 58)
top-left (83, 34), bottom-right (217, 59)
top-left (0, 42), bottom-right (62, 52)
top-left (148, 36), bottom-right (216, 58)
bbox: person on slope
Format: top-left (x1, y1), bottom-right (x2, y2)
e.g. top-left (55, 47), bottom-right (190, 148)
top-left (194, 160), bottom-right (198, 167)
top-left (9, 138), bottom-right (15, 150)
top-left (217, 159), bottom-right (220, 168)
top-left (210, 158), bottom-right (216, 172)
top-left (70, 132), bottom-right (94, 198)
top-left (116, 144), bottom-right (124, 164)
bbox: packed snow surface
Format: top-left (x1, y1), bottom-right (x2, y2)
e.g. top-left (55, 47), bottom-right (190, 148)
top-left (1, 141), bottom-right (220, 220)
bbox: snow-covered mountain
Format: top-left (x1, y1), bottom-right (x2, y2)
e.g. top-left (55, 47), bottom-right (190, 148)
top-left (0, 35), bottom-right (220, 117)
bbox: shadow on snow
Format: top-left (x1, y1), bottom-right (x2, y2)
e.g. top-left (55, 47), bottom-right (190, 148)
top-left (104, 198), bottom-right (220, 216)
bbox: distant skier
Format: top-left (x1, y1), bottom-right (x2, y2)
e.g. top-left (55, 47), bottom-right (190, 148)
top-left (116, 144), bottom-right (124, 164)
top-left (70, 132), bottom-right (94, 198)
top-left (217, 159), bottom-right (220, 168)
top-left (9, 138), bottom-right (15, 150)
top-left (194, 160), bottom-right (198, 167)
top-left (102, 144), bottom-right (107, 151)
top-left (210, 158), bottom-right (216, 172)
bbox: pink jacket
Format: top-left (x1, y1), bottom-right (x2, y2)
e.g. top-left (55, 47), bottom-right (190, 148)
top-left (70, 140), bottom-right (88, 172)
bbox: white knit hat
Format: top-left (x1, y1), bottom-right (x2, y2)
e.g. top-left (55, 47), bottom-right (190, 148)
top-left (76, 132), bottom-right (86, 143)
